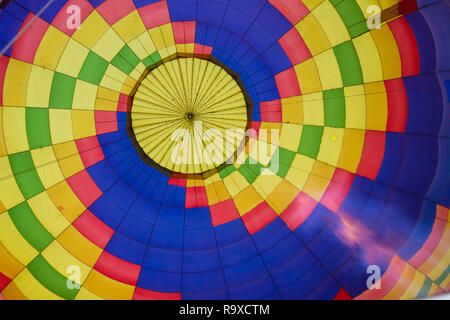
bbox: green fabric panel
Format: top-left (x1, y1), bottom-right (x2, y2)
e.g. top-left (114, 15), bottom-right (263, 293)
top-left (333, 41), bottom-right (364, 87)
top-left (238, 162), bottom-right (263, 184)
top-left (275, 148), bottom-right (296, 178)
top-left (143, 51), bottom-right (162, 67)
top-left (416, 278), bottom-right (432, 298)
top-left (9, 151), bottom-right (45, 199)
top-left (28, 255), bottom-right (79, 300)
top-left (323, 88), bottom-right (346, 128)
top-left (78, 51), bottom-right (108, 85)
top-left (49, 72), bottom-right (76, 109)
top-left (8, 202), bottom-right (54, 252)
top-left (219, 165), bottom-right (236, 179)
top-left (298, 125), bottom-right (324, 159)
top-left (334, 0), bottom-right (369, 38)
top-left (26, 108), bottom-right (52, 149)
top-left (435, 265), bottom-right (450, 285)
top-left (112, 45), bottom-right (140, 74)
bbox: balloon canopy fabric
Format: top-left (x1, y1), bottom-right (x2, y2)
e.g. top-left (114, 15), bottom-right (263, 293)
top-left (0, 0), bottom-right (448, 300)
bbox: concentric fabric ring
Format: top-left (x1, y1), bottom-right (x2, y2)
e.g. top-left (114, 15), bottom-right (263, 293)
top-left (0, 0), bottom-right (449, 300)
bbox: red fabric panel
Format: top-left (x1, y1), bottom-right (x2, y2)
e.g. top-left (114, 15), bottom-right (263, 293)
top-left (11, 14), bottom-right (49, 64)
top-left (210, 199), bottom-right (240, 227)
top-left (96, 0), bottom-right (135, 25)
top-left (51, 0), bottom-right (94, 36)
top-left (280, 192), bottom-right (317, 231)
top-left (356, 131), bottom-right (386, 180)
top-left (241, 202), bottom-right (277, 235)
top-left (94, 251), bottom-right (141, 286)
top-left (75, 136), bottom-right (105, 168)
top-left (72, 209), bottom-right (114, 248)
top-left (67, 170), bottom-right (102, 207)
top-left (389, 17), bottom-right (420, 77)
top-left (138, 0), bottom-right (171, 29)
top-left (269, 0), bottom-right (310, 25)
top-left (133, 287), bottom-right (181, 300)
top-left (385, 78), bottom-right (407, 133)
top-left (275, 67), bottom-right (301, 98)
top-left (278, 27), bottom-right (311, 65)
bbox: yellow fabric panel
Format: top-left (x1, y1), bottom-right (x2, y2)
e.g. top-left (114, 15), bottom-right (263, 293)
top-left (30, 146), bottom-right (64, 189)
top-left (92, 28), bottom-right (125, 62)
top-left (41, 240), bottom-right (91, 285)
top-left (49, 109), bottom-right (73, 144)
top-left (370, 24), bottom-right (402, 80)
top-left (364, 81), bottom-right (387, 131)
top-left (128, 62), bottom-right (146, 81)
top-left (73, 80), bottom-right (98, 110)
top-left (27, 192), bottom-right (69, 237)
top-left (3, 107), bottom-right (29, 154)
top-left (0, 241), bottom-right (24, 279)
top-left (303, 161), bottom-right (335, 201)
top-left (72, 10), bottom-right (110, 49)
top-left (205, 182), bottom-right (221, 205)
top-left (281, 96), bottom-right (303, 124)
top-left (149, 24), bottom-right (176, 59)
top-left (379, 0), bottom-right (397, 9)
top-left (280, 123), bottom-right (302, 152)
top-left (253, 171), bottom-right (283, 198)
top-left (55, 39), bottom-right (89, 78)
top-left (137, 31), bottom-right (157, 54)
top-left (296, 14), bottom-right (331, 56)
top-left (47, 181), bottom-right (85, 223)
top-left (285, 154), bottom-right (315, 189)
top-left (302, 92), bottom-right (324, 126)
top-left (353, 33), bottom-right (383, 83)
top-left (52, 141), bottom-right (84, 178)
top-left (128, 35), bottom-right (152, 60)
top-left (206, 180), bottom-right (230, 205)
top-left (14, 269), bottom-right (62, 300)
top-left (383, 263), bottom-right (415, 300)
top-left (75, 286), bottom-right (103, 300)
top-left (249, 141), bottom-right (278, 167)
top-left (121, 75), bottom-right (137, 95)
top-left (317, 127), bottom-right (344, 167)
top-left (344, 85), bottom-right (366, 130)
top-left (0, 213), bottom-right (38, 265)
top-left (0, 156), bottom-right (25, 209)
top-left (100, 64), bottom-right (128, 92)
top-left (34, 26), bottom-right (69, 71)
top-left (428, 241), bottom-right (450, 281)
top-left (3, 58), bottom-right (31, 107)
top-left (233, 185), bottom-right (264, 216)
top-left (356, 0), bottom-right (381, 19)
top-left (314, 49), bottom-right (343, 90)
top-left (57, 226), bottom-right (102, 268)
top-left (312, 1), bottom-right (350, 46)
top-left (95, 86), bottom-right (120, 112)
top-left (337, 128), bottom-right (365, 173)
top-left (112, 10), bottom-right (147, 43)
top-left (294, 58), bottom-right (322, 94)
top-left (27, 65), bottom-right (53, 108)
top-left (399, 271), bottom-right (426, 300)
top-left (222, 170), bottom-right (249, 197)
top-left (267, 180), bottom-right (299, 214)
top-left (0, 108), bottom-right (6, 157)
top-left (72, 110), bottom-right (96, 140)
top-left (83, 270), bottom-right (134, 300)
top-left (302, 0), bottom-right (326, 10)
top-left (1, 281), bottom-right (28, 300)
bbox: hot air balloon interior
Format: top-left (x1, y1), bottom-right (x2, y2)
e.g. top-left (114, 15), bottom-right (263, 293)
top-left (0, 0), bottom-right (448, 300)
